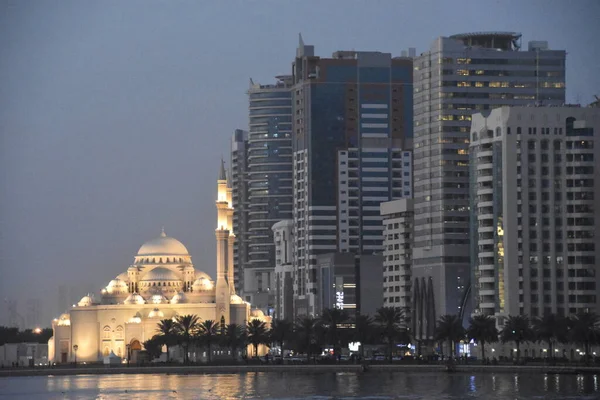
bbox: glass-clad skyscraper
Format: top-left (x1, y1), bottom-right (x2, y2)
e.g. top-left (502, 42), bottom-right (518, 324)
top-left (291, 38), bottom-right (413, 316)
top-left (243, 76), bottom-right (293, 313)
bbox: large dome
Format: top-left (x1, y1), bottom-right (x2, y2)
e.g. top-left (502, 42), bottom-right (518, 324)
top-left (141, 267), bottom-right (181, 282)
top-left (137, 230), bottom-right (190, 257)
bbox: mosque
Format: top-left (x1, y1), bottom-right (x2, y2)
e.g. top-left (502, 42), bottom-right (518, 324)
top-left (48, 162), bottom-right (268, 363)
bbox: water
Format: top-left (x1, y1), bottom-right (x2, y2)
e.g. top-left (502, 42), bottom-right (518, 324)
top-left (0, 372), bottom-right (599, 399)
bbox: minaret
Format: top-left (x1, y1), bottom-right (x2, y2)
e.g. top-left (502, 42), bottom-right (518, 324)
top-left (215, 159), bottom-right (231, 324)
top-left (226, 168), bottom-right (236, 295)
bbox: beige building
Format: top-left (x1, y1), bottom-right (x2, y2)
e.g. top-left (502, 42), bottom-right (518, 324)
top-left (49, 162), bottom-right (269, 364)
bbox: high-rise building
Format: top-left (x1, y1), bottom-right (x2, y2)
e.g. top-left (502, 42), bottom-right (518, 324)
top-left (470, 106), bottom-right (599, 324)
top-left (272, 219), bottom-right (294, 320)
top-left (412, 32), bottom-right (566, 318)
top-left (243, 76), bottom-right (293, 314)
top-left (231, 129), bottom-right (249, 294)
top-left (26, 298), bottom-right (42, 329)
top-left (292, 37), bottom-right (413, 316)
top-left (380, 199), bottom-right (414, 312)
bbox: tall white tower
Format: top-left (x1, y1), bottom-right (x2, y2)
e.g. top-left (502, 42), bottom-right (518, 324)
top-left (215, 159), bottom-right (234, 324)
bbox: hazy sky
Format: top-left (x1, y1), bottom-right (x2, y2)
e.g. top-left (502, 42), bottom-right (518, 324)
top-left (1, 0), bottom-right (598, 326)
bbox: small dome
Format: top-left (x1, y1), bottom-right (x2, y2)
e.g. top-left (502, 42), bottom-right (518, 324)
top-left (137, 230), bottom-right (190, 257)
top-left (106, 278), bottom-right (128, 294)
top-left (77, 294), bottom-right (95, 307)
top-left (170, 291), bottom-right (188, 304)
top-left (57, 313), bottom-right (71, 326)
top-left (129, 312), bottom-right (142, 324)
top-left (230, 294), bottom-right (244, 305)
top-left (150, 293), bottom-right (169, 304)
top-left (124, 293), bottom-right (146, 305)
top-left (148, 308), bottom-right (164, 318)
top-left (141, 267), bottom-right (181, 282)
top-left (116, 272), bottom-right (129, 281)
top-left (250, 309), bottom-right (265, 318)
top-left (195, 271), bottom-right (212, 280)
top-left (192, 277), bottom-right (214, 291)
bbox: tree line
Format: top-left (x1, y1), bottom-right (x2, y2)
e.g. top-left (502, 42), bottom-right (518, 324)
top-left (446, 311), bottom-right (600, 364)
top-left (142, 308), bottom-right (600, 365)
top-left (0, 327), bottom-right (53, 346)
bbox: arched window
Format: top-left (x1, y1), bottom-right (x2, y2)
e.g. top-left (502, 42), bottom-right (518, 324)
top-left (115, 326), bottom-right (124, 340)
top-left (517, 127), bottom-right (522, 135)
top-left (153, 282), bottom-right (156, 286)
top-left (495, 127), bottom-right (501, 137)
top-left (102, 326), bottom-right (111, 340)
top-left (160, 258), bottom-right (163, 264)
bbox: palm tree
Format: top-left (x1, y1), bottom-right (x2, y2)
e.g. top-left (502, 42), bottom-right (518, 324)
top-left (174, 314), bottom-right (200, 364)
top-left (269, 319), bottom-right (293, 357)
top-left (375, 306), bottom-right (407, 363)
top-left (351, 314), bottom-right (375, 359)
top-left (221, 323), bottom-right (245, 361)
top-left (320, 308), bottom-right (350, 359)
top-left (197, 319), bottom-right (219, 363)
top-left (247, 319), bottom-right (269, 358)
top-left (435, 314), bottom-right (465, 360)
top-left (533, 314), bottom-right (568, 363)
top-left (295, 316), bottom-right (320, 363)
top-left (500, 315), bottom-right (534, 362)
top-left (143, 335), bottom-right (164, 361)
top-left (156, 318), bottom-right (177, 362)
top-left (467, 314), bottom-right (498, 361)
top-left (569, 311), bottom-right (600, 365)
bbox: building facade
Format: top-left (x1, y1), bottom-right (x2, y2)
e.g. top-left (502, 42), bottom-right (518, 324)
top-left (272, 220), bottom-right (294, 320)
top-left (470, 106), bottom-right (599, 326)
top-left (243, 76), bottom-right (293, 314)
top-left (231, 129), bottom-right (249, 294)
top-left (412, 32), bottom-right (566, 318)
top-left (292, 37), bottom-right (413, 316)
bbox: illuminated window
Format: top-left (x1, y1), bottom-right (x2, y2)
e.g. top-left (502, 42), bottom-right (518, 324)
top-left (458, 149), bottom-right (468, 155)
top-left (501, 82), bottom-right (510, 88)
top-left (489, 82), bottom-right (501, 88)
top-left (456, 69), bottom-right (470, 76)
top-left (456, 58), bottom-right (471, 64)
top-left (103, 326), bottom-right (111, 340)
top-left (457, 82), bottom-right (471, 87)
top-left (475, 82), bottom-right (484, 88)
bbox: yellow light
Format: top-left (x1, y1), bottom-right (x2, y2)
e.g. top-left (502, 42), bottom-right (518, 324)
top-left (33, 328), bottom-right (42, 334)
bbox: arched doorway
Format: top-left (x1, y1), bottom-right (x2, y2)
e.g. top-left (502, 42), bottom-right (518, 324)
top-left (129, 339), bottom-right (142, 363)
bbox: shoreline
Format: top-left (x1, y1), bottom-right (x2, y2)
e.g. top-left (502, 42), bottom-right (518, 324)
top-left (2, 364), bottom-right (600, 377)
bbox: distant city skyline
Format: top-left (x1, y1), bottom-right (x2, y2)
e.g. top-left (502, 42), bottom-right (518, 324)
top-left (1, 0), bottom-right (598, 325)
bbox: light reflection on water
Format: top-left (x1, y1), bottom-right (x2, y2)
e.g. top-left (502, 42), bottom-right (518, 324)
top-left (0, 372), bottom-right (598, 399)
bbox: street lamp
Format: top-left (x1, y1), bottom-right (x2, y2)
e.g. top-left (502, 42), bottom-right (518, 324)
top-left (73, 345), bottom-right (78, 366)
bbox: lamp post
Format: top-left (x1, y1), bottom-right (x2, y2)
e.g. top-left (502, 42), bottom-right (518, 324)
top-left (72, 345), bottom-right (78, 367)
top-left (126, 344), bottom-right (130, 367)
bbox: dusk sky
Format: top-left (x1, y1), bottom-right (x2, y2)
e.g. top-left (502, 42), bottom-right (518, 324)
top-left (1, 0), bottom-right (598, 326)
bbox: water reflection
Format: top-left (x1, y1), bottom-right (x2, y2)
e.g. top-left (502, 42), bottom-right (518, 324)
top-left (0, 371), bottom-right (594, 399)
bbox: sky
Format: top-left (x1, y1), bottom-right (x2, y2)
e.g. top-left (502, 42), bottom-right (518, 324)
top-left (1, 0), bottom-right (598, 326)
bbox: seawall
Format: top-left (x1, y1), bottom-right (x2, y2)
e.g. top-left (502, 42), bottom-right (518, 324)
top-left (1, 364), bottom-right (600, 378)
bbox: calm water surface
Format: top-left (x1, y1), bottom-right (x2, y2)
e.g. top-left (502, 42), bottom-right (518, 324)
top-left (0, 372), bottom-right (599, 399)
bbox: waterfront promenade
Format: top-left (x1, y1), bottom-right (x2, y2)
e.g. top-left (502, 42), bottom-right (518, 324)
top-left (2, 363), bottom-right (600, 377)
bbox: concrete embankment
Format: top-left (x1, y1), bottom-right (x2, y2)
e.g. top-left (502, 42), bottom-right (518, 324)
top-left (1, 364), bottom-right (599, 378)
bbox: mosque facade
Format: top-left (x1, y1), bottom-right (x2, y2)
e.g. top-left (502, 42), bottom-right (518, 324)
top-left (49, 162), bottom-right (268, 363)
